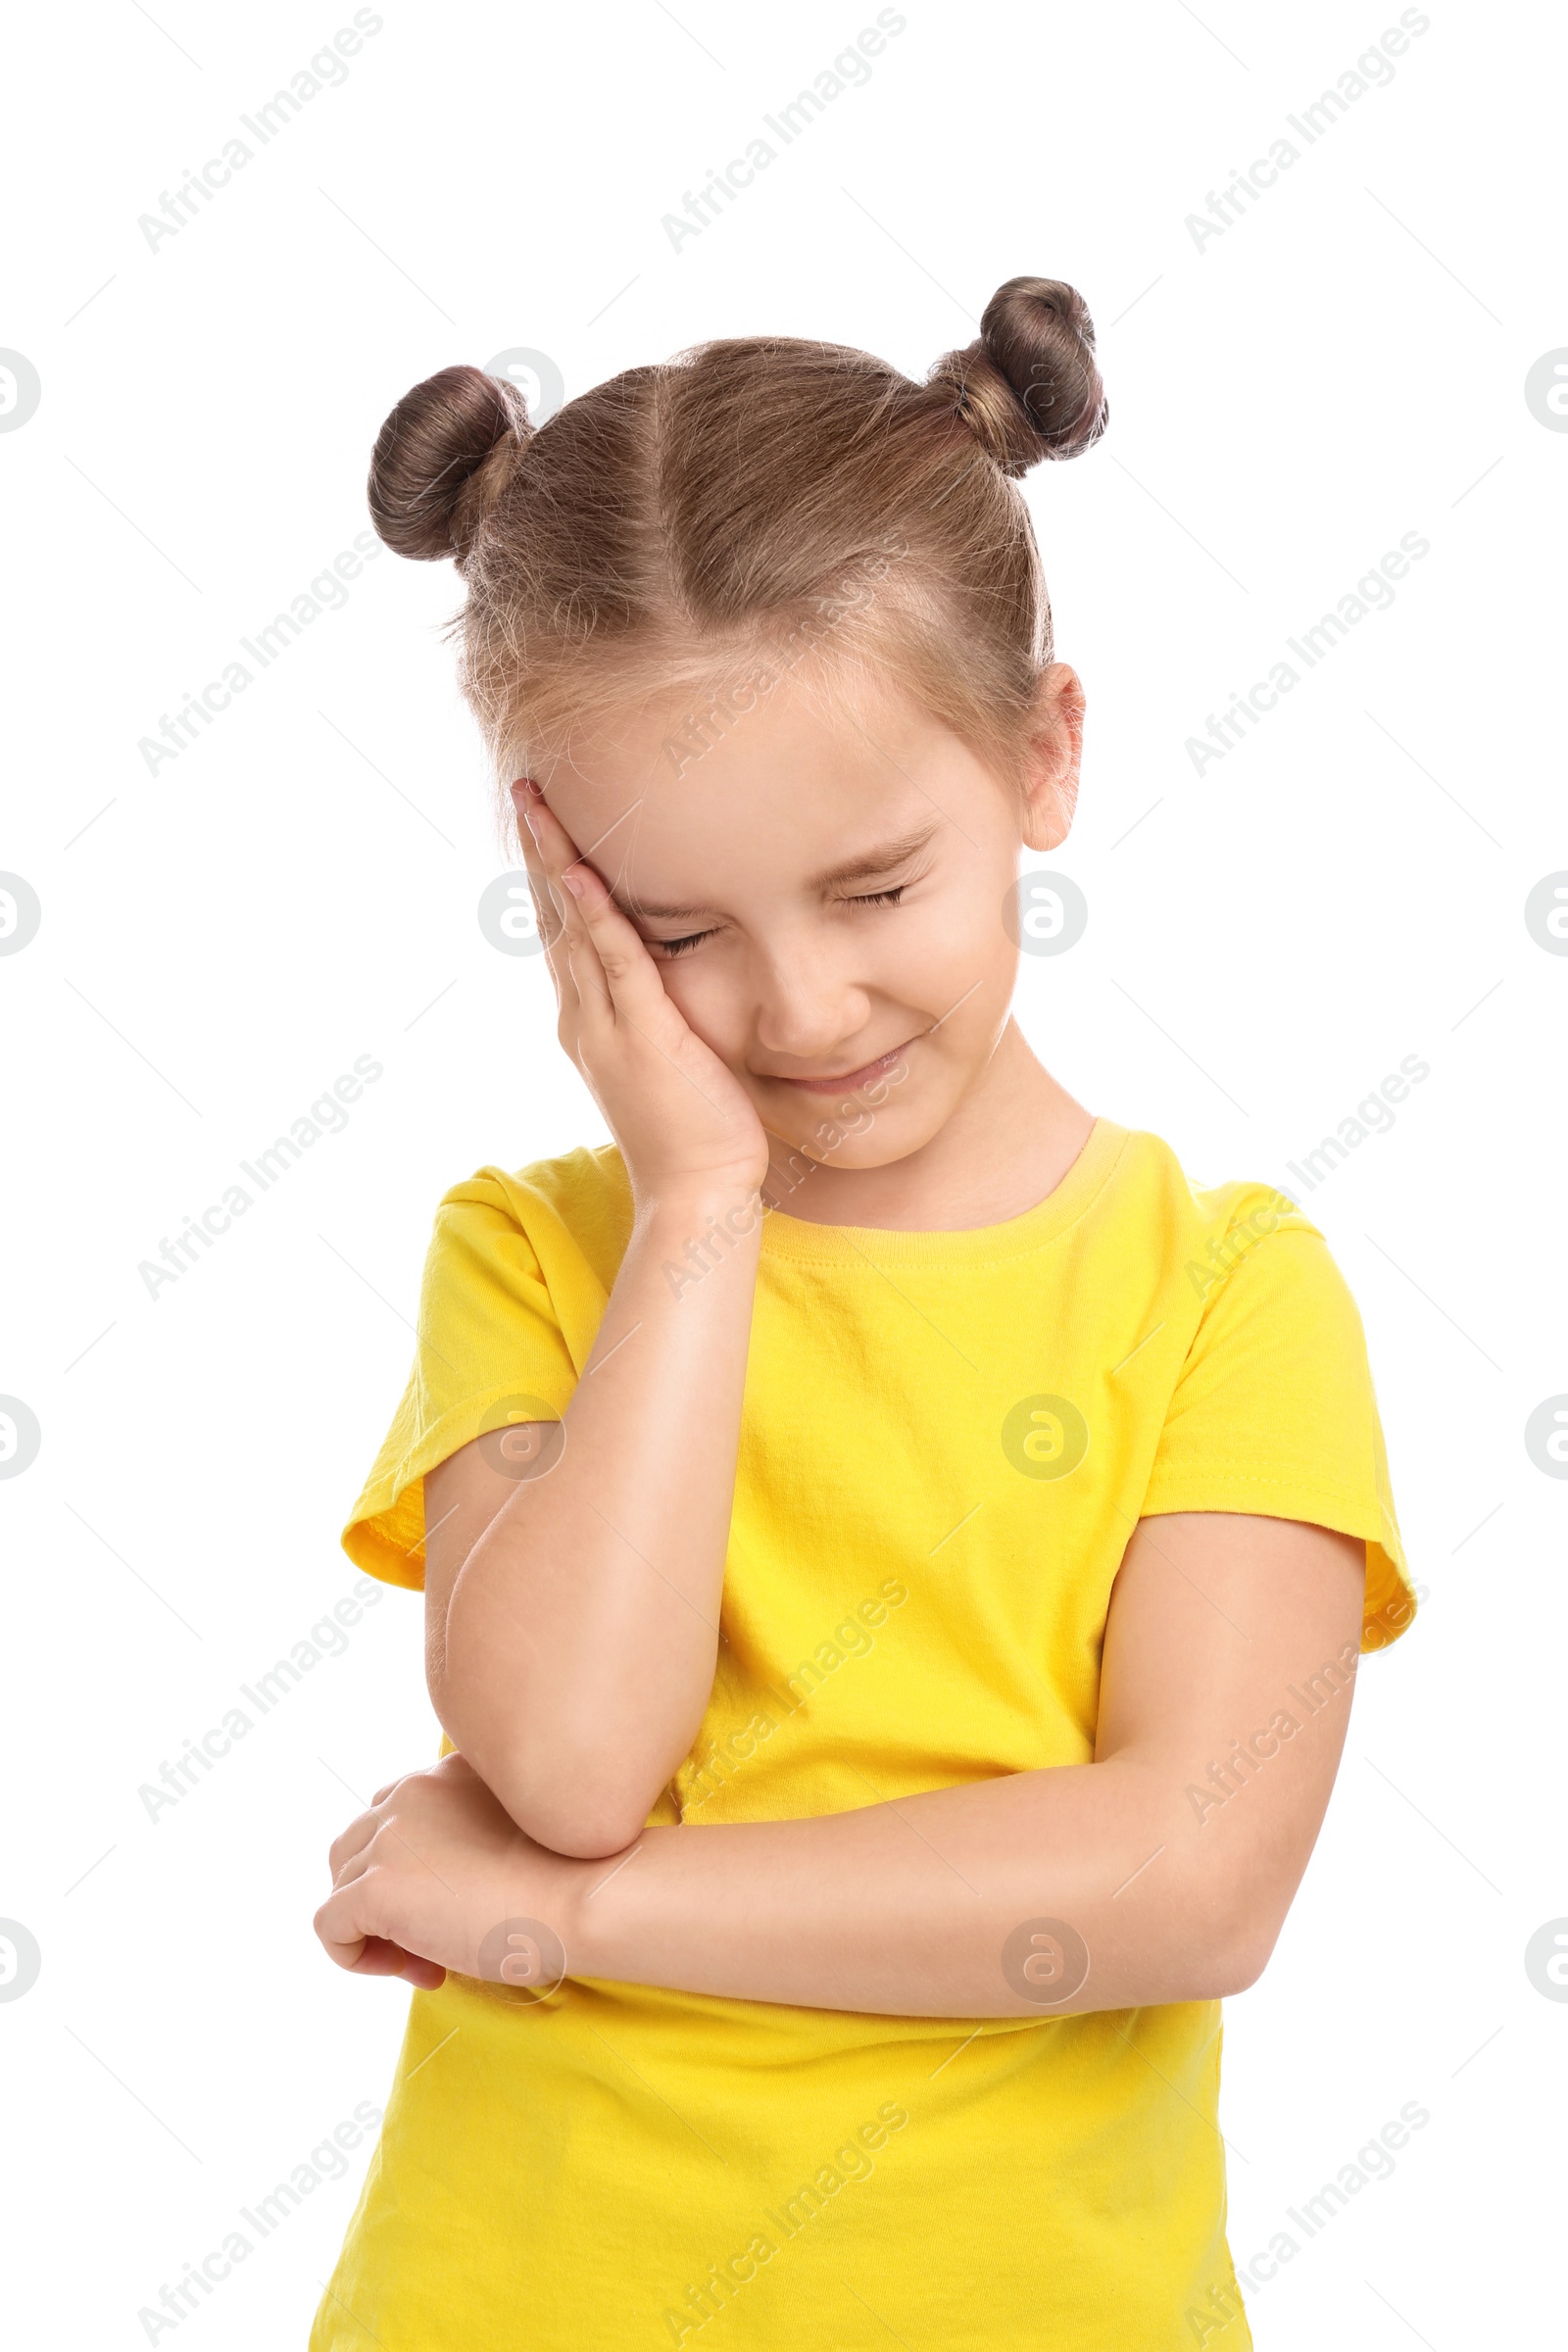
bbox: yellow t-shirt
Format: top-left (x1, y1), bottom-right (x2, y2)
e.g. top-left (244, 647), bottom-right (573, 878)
top-left (313, 1116), bottom-right (1415, 2352)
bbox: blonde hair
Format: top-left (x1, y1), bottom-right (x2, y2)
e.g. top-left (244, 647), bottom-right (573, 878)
top-left (367, 277), bottom-right (1107, 820)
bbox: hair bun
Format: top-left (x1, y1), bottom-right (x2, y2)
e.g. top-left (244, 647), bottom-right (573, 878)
top-left (367, 364), bottom-right (532, 564)
top-left (932, 277), bottom-right (1107, 474)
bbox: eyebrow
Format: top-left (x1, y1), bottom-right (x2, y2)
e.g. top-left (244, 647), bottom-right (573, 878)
top-left (622, 821), bottom-right (942, 925)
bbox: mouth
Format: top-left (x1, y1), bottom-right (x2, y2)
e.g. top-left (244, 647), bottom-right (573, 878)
top-left (758, 1041), bottom-right (914, 1098)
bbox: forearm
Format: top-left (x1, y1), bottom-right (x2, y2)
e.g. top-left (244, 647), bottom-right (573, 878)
top-left (324, 1518), bottom-right (1360, 2010)
top-left (568, 1758), bottom-right (1275, 2018)
top-left (435, 1186), bottom-right (761, 1852)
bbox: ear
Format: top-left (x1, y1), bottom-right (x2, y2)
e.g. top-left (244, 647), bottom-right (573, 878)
top-left (1019, 664), bottom-right (1084, 853)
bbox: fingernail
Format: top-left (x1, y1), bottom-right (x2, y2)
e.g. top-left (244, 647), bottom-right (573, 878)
top-left (522, 805), bottom-right (540, 838)
top-left (561, 868), bottom-right (585, 899)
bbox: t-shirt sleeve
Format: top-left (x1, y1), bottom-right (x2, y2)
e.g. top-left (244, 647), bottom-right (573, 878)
top-left (1140, 1221), bottom-right (1417, 1652)
top-left (341, 1176), bottom-right (582, 1592)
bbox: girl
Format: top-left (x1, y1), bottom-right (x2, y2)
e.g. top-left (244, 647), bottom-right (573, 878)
top-left (312, 277), bottom-right (1416, 2351)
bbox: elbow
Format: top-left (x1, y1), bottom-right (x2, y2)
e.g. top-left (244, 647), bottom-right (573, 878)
top-left (1207, 1922), bottom-right (1278, 1998)
top-left (1164, 1855), bottom-right (1288, 2000)
top-left (510, 1792), bottom-right (650, 1862)
top-left (425, 1684), bottom-right (653, 1862)
top-left (429, 1675), bottom-right (672, 1859)
top-left (478, 1740), bottom-right (658, 1860)
top-left (1201, 1886), bottom-right (1288, 1999)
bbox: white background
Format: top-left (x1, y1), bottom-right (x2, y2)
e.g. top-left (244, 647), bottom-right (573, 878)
top-left (2, 0), bottom-right (1564, 2344)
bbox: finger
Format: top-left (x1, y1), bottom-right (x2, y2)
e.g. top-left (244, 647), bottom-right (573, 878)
top-left (344, 1934), bottom-right (401, 1975)
top-left (511, 785), bottom-right (569, 954)
top-left (513, 782), bottom-right (583, 1025)
top-left (352, 1936), bottom-right (447, 1990)
top-left (515, 782), bottom-right (586, 906)
top-left (315, 1876), bottom-right (449, 1985)
top-left (327, 1808), bottom-right (380, 1880)
top-left (530, 868), bottom-right (580, 1038)
top-left (332, 1843), bottom-right (373, 1892)
top-left (559, 858), bottom-right (678, 1027)
top-left (519, 793), bottom-right (614, 1017)
top-left (315, 1884), bottom-right (374, 1972)
top-left (512, 846), bottom-right (566, 983)
top-left (528, 868), bottom-right (564, 958)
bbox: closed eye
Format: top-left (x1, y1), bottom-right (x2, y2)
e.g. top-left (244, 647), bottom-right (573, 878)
top-left (648, 882), bottom-right (911, 958)
top-left (649, 928), bottom-right (715, 959)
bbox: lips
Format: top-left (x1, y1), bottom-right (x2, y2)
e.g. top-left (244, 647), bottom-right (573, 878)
top-left (760, 1042), bottom-right (912, 1097)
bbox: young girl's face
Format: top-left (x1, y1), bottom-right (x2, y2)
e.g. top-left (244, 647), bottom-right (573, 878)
top-left (536, 660), bottom-right (1080, 1172)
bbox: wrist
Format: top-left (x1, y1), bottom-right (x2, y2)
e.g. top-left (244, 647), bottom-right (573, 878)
top-left (565, 1826), bottom-right (669, 1984)
top-left (633, 1185), bottom-right (766, 1252)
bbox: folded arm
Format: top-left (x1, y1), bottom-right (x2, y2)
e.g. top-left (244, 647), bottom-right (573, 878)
top-left (422, 1178), bottom-right (763, 1860)
top-left (318, 1510), bottom-right (1366, 2015)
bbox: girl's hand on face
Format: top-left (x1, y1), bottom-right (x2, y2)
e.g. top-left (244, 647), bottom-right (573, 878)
top-left (313, 1752), bottom-right (596, 1991)
top-left (513, 781), bottom-right (770, 1208)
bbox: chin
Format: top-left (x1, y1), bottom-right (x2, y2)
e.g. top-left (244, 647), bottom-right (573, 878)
top-left (769, 1100), bottom-right (941, 1174)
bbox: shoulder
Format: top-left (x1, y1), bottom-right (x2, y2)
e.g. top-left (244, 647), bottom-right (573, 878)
top-left (1120, 1130), bottom-right (1413, 1646)
top-left (434, 1142), bottom-right (628, 1225)
top-left (1102, 1125), bottom-right (1363, 1353)
top-left (426, 1143), bottom-right (634, 1287)
top-left (1108, 1125), bottom-right (1324, 1273)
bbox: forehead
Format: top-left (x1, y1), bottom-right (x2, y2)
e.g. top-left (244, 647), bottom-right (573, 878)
top-left (539, 659), bottom-right (976, 902)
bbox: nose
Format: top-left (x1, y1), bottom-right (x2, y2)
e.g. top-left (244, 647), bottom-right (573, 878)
top-left (748, 934), bottom-right (873, 1066)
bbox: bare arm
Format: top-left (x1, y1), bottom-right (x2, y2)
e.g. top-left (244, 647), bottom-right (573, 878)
top-left (423, 1183), bottom-right (760, 1859)
top-left (422, 781), bottom-right (772, 1859)
top-left (318, 1512), bottom-right (1369, 2011)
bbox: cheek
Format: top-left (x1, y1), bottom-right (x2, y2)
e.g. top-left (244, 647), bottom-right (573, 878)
top-left (896, 887), bottom-right (1013, 1017)
top-left (655, 958), bottom-right (750, 1059)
